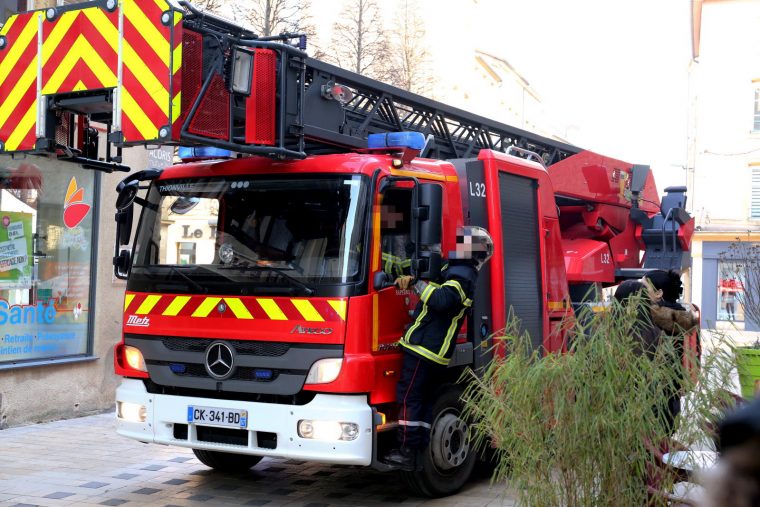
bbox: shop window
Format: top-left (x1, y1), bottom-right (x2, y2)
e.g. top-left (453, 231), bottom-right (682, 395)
top-left (718, 261), bottom-right (745, 322)
top-left (0, 157), bottom-right (96, 367)
top-left (177, 242), bottom-right (196, 265)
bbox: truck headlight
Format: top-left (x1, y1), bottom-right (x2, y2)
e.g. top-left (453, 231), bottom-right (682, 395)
top-left (117, 401), bottom-right (146, 423)
top-left (297, 420), bottom-right (359, 441)
top-left (124, 345), bottom-right (147, 372)
top-left (304, 358), bottom-right (342, 384)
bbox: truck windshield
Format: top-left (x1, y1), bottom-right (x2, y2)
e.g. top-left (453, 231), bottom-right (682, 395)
top-left (130, 175), bottom-right (368, 295)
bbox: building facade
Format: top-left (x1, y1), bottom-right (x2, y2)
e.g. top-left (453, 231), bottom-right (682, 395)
top-left (688, 0), bottom-right (760, 337)
top-left (0, 0), bottom-right (166, 428)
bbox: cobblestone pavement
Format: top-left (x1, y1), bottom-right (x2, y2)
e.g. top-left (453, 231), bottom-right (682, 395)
top-left (0, 413), bottom-right (516, 507)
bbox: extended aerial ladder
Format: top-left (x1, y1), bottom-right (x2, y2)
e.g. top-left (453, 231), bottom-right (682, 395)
top-left (0, 0), bottom-right (691, 274)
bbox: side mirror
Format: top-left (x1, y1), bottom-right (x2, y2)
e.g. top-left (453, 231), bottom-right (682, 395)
top-left (413, 251), bottom-right (442, 280)
top-left (114, 248), bottom-right (131, 280)
top-left (116, 180), bottom-right (139, 211)
top-left (416, 183), bottom-right (442, 246)
top-left (170, 196), bottom-right (200, 215)
top-left (116, 207), bottom-right (133, 247)
top-left (373, 270), bottom-right (394, 291)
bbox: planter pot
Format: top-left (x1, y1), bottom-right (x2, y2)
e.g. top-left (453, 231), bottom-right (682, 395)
top-left (735, 347), bottom-right (760, 398)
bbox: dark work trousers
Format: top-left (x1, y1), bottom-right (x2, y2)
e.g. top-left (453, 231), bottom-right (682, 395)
top-left (396, 352), bottom-right (445, 450)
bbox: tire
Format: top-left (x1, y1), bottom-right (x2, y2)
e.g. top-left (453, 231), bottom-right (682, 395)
top-left (192, 449), bottom-right (262, 472)
top-left (401, 385), bottom-right (477, 497)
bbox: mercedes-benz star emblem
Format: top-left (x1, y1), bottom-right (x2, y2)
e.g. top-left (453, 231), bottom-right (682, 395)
top-left (204, 341), bottom-right (235, 380)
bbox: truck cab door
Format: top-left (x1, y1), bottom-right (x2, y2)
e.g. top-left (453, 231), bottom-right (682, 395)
top-left (373, 185), bottom-right (417, 353)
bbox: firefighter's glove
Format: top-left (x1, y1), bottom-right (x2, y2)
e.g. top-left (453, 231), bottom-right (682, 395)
top-left (395, 275), bottom-right (414, 290)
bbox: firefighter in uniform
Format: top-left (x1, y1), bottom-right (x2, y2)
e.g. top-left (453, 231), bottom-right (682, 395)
top-left (383, 225), bottom-right (494, 471)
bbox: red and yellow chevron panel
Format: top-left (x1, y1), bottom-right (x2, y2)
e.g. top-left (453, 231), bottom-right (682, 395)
top-left (120, 0), bottom-right (182, 144)
top-left (41, 7), bottom-right (119, 95)
top-left (124, 293), bottom-right (348, 323)
top-left (0, 11), bottom-right (41, 152)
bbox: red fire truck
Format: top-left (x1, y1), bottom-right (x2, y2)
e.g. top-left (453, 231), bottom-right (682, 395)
top-left (0, 0), bottom-right (697, 497)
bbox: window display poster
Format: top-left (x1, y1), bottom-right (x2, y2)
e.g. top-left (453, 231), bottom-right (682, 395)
top-left (0, 211), bottom-right (33, 289)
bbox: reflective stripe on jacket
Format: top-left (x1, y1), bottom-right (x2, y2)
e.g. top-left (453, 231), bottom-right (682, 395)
top-left (382, 252), bottom-right (412, 278)
top-left (399, 263), bottom-right (477, 366)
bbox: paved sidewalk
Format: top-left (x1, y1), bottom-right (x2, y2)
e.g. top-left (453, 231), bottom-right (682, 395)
top-left (0, 413), bottom-right (516, 507)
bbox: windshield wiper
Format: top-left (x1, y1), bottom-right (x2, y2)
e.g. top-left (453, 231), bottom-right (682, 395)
top-left (220, 264), bottom-right (314, 296)
top-left (166, 265), bottom-right (207, 293)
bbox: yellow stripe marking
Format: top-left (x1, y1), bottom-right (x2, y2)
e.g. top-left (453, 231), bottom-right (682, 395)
top-left (81, 8), bottom-right (118, 52)
top-left (173, 38), bottom-right (182, 70)
top-left (171, 91), bottom-right (182, 123)
top-left (225, 298), bottom-right (253, 320)
top-left (151, 0), bottom-right (170, 13)
top-left (123, 0), bottom-right (171, 68)
top-left (123, 41), bottom-right (170, 115)
top-left (0, 59), bottom-right (36, 130)
top-left (192, 297), bottom-right (221, 317)
top-left (328, 300), bottom-right (347, 321)
top-left (4, 103), bottom-right (36, 151)
top-left (0, 13), bottom-right (39, 89)
top-left (41, 8), bottom-right (79, 63)
top-left (390, 169), bottom-right (447, 182)
top-left (162, 295), bottom-right (190, 316)
top-left (42, 35), bottom-right (117, 94)
top-left (0, 13), bottom-right (17, 36)
top-left (292, 300), bottom-right (325, 322)
top-left (135, 295), bottom-right (161, 315)
top-left (123, 294), bottom-right (135, 311)
top-left (85, 7), bottom-right (170, 118)
top-left (258, 298), bottom-right (287, 320)
top-left (371, 205), bottom-right (381, 272)
top-left (372, 294), bottom-right (379, 351)
top-left (547, 301), bottom-right (566, 311)
top-left (121, 87), bottom-right (160, 140)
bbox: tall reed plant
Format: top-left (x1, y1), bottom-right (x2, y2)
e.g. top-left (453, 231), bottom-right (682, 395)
top-left (463, 297), bottom-right (736, 507)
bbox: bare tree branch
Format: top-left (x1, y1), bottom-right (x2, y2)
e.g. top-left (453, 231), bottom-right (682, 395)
top-left (387, 0), bottom-right (432, 95)
top-left (326, 0), bottom-right (391, 80)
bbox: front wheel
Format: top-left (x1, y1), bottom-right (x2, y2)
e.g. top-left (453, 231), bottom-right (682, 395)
top-left (192, 449), bottom-right (262, 472)
top-left (401, 385), bottom-right (477, 497)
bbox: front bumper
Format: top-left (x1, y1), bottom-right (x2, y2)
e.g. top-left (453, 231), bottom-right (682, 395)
top-left (115, 378), bottom-right (373, 465)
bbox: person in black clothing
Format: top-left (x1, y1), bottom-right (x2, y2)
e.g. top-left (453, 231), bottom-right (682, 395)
top-left (382, 226), bottom-right (494, 471)
top-left (643, 270), bottom-right (699, 436)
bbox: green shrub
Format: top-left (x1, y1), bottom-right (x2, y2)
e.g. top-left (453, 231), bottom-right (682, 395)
top-left (463, 298), bottom-right (736, 507)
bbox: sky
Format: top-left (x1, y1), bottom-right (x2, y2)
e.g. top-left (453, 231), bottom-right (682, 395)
top-left (311, 0), bottom-right (694, 189)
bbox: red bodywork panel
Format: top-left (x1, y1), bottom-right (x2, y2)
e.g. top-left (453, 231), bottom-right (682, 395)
top-left (563, 239), bottom-right (615, 284)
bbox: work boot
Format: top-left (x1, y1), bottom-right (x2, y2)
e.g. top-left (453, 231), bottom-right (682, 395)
top-left (382, 447), bottom-right (423, 471)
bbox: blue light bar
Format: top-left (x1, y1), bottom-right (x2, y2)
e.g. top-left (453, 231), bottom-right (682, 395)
top-left (367, 131), bottom-right (425, 151)
top-left (178, 146), bottom-right (233, 161)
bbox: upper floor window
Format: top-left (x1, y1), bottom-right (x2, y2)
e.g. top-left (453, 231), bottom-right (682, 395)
top-left (754, 87), bottom-right (760, 133)
top-left (751, 166), bottom-right (760, 219)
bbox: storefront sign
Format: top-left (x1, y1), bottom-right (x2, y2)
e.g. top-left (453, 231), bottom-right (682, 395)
top-left (0, 212), bottom-right (32, 289)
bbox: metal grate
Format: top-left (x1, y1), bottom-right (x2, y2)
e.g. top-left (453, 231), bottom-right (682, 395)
top-left (162, 337), bottom-right (290, 356)
top-left (188, 72), bottom-right (230, 140)
top-left (179, 30), bottom-right (203, 133)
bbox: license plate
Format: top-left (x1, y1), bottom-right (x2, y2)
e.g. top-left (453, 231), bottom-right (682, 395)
top-left (187, 406), bottom-right (248, 428)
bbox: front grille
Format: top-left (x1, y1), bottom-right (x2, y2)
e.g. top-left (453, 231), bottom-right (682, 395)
top-left (162, 337), bottom-right (290, 357)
